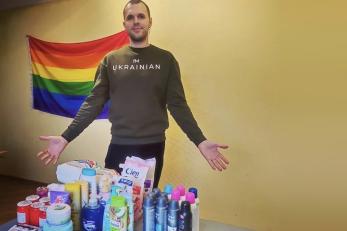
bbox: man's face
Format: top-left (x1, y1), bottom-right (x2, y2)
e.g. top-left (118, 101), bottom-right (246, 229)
top-left (123, 3), bottom-right (152, 43)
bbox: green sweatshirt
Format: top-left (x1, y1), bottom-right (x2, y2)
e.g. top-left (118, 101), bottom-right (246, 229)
top-left (61, 45), bottom-right (206, 146)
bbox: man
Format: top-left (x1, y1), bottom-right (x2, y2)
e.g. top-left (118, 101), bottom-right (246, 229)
top-left (37, 0), bottom-right (229, 187)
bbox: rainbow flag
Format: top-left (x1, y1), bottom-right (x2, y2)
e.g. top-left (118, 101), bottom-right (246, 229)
top-left (28, 31), bottom-right (129, 118)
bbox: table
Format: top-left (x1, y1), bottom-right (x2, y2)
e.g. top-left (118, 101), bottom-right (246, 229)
top-left (0, 218), bottom-right (251, 231)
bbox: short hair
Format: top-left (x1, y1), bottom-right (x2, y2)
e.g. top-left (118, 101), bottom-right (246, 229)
top-left (123, 0), bottom-right (151, 18)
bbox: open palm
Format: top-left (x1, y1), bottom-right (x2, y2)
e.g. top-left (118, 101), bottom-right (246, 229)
top-left (198, 140), bottom-right (230, 171)
top-left (37, 136), bottom-right (68, 165)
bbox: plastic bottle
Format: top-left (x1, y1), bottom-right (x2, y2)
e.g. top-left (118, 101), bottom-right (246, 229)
top-left (188, 188), bottom-right (199, 231)
top-left (152, 188), bottom-right (161, 198)
top-left (143, 196), bottom-right (155, 231)
top-left (109, 196), bottom-right (127, 231)
top-left (156, 196), bottom-right (168, 231)
top-left (171, 190), bottom-right (181, 203)
top-left (81, 168), bottom-right (97, 196)
top-left (120, 193), bottom-right (134, 231)
top-left (103, 185), bottom-right (120, 231)
top-left (175, 185), bottom-right (186, 204)
top-left (178, 201), bottom-right (192, 231)
top-left (185, 192), bottom-right (198, 231)
top-left (81, 198), bottom-right (103, 231)
top-left (160, 192), bottom-right (169, 203)
top-left (167, 200), bottom-right (179, 231)
top-left (163, 184), bottom-right (174, 200)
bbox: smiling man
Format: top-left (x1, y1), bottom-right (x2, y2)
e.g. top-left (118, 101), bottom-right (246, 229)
top-left (37, 0), bottom-right (229, 187)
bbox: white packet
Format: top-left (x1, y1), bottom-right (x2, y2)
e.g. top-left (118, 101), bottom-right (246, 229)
top-left (119, 162), bottom-right (148, 221)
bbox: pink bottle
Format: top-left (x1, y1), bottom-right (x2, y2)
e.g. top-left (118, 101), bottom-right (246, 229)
top-left (176, 185), bottom-right (186, 202)
top-left (171, 189), bottom-right (181, 202)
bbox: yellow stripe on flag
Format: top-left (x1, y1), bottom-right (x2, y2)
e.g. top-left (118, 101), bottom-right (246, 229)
top-left (32, 62), bottom-right (97, 82)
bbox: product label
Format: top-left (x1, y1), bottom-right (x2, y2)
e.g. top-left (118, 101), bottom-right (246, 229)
top-left (83, 220), bottom-right (96, 230)
top-left (168, 226), bottom-right (177, 231)
top-left (110, 206), bottom-right (127, 231)
top-left (168, 214), bottom-right (177, 230)
top-left (17, 212), bottom-right (26, 224)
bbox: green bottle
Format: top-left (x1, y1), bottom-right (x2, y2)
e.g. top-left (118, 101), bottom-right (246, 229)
top-left (110, 196), bottom-right (128, 231)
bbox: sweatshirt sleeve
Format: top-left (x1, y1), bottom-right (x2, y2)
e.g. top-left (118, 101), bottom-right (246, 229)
top-left (61, 58), bottom-right (110, 142)
top-left (166, 54), bottom-right (206, 146)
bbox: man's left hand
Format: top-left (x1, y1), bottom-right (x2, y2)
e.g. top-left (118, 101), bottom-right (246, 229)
top-left (198, 140), bottom-right (229, 171)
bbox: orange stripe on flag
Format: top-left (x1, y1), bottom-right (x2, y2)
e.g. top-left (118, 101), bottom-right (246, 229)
top-left (30, 48), bottom-right (107, 69)
top-left (28, 30), bottom-right (129, 56)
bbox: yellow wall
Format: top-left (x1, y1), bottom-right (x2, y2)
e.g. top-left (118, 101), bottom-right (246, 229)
top-left (0, 0), bottom-right (346, 230)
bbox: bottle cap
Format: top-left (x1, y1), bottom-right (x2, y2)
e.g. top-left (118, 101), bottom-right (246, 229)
top-left (171, 189), bottom-right (181, 201)
top-left (188, 187), bottom-right (198, 198)
top-left (186, 192), bottom-right (195, 204)
top-left (163, 184), bottom-right (173, 194)
top-left (168, 200), bottom-right (179, 210)
top-left (144, 180), bottom-right (151, 189)
top-left (147, 191), bottom-right (156, 200)
top-left (82, 168), bottom-right (96, 176)
top-left (160, 192), bottom-right (169, 201)
top-left (152, 188), bottom-right (161, 197)
top-left (176, 185), bottom-right (185, 196)
top-left (143, 196), bottom-right (155, 208)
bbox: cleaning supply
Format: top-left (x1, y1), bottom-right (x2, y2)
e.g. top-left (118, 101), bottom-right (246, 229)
top-left (76, 180), bottom-right (89, 207)
top-left (81, 200), bottom-right (103, 231)
top-left (121, 193), bottom-right (134, 231)
top-left (188, 188), bottom-right (199, 231)
top-left (143, 196), bottom-right (155, 231)
top-left (103, 185), bottom-right (121, 231)
top-left (160, 192), bottom-right (169, 202)
top-left (155, 196), bottom-right (168, 231)
top-left (186, 192), bottom-right (198, 231)
top-left (152, 188), bottom-right (161, 198)
top-left (119, 162), bottom-right (148, 221)
top-left (167, 200), bottom-right (179, 231)
top-left (81, 168), bottom-right (97, 196)
top-left (109, 196), bottom-right (128, 231)
top-left (65, 182), bottom-right (81, 231)
top-left (178, 201), bottom-right (192, 231)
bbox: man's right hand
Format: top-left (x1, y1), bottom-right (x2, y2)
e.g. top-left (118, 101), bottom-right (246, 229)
top-left (37, 136), bottom-right (68, 165)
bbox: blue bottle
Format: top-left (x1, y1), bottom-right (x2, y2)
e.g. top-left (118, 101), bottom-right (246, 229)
top-left (152, 188), bottom-right (161, 198)
top-left (143, 196), bottom-right (155, 231)
top-left (167, 200), bottom-right (179, 231)
top-left (156, 196), bottom-right (168, 231)
top-left (81, 198), bottom-right (103, 231)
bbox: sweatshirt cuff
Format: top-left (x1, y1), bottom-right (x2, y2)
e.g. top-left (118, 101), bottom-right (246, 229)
top-left (191, 133), bottom-right (207, 146)
top-left (61, 129), bottom-right (75, 143)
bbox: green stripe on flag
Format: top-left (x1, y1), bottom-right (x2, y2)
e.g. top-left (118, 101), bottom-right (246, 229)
top-left (32, 74), bottom-right (94, 96)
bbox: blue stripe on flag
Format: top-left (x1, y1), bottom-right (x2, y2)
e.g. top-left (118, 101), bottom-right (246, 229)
top-left (33, 87), bottom-right (109, 119)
